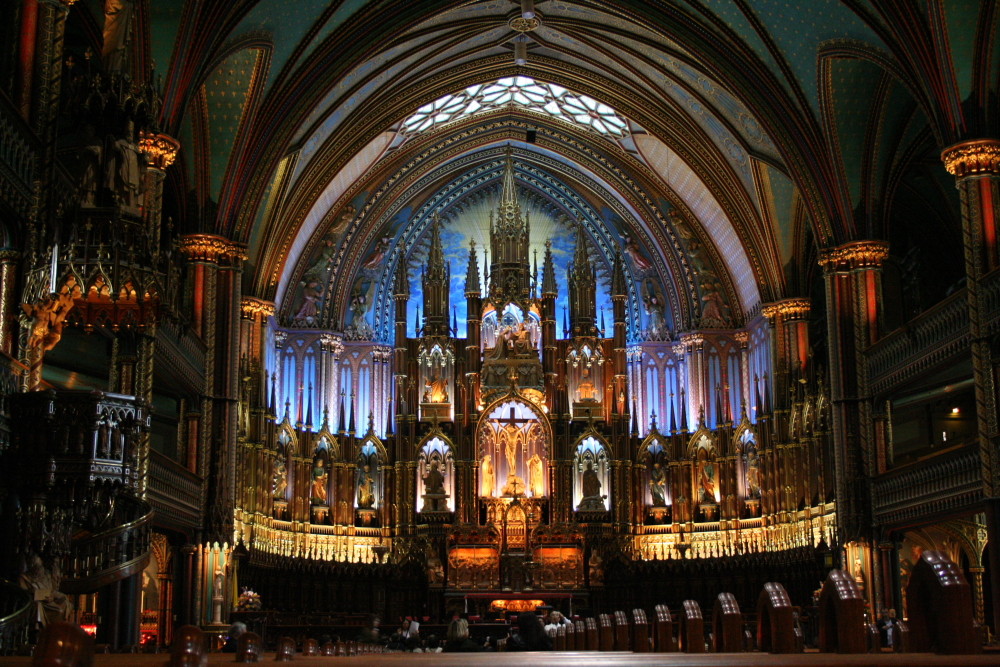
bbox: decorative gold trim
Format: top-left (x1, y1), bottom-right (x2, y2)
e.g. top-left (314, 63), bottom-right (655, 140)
top-left (177, 234), bottom-right (247, 263)
top-left (761, 298), bottom-right (811, 320)
top-left (241, 297), bottom-right (275, 320)
top-left (139, 132), bottom-right (180, 170)
top-left (818, 241), bottom-right (889, 271)
top-left (941, 139), bottom-right (1000, 178)
top-left (509, 16), bottom-right (540, 32)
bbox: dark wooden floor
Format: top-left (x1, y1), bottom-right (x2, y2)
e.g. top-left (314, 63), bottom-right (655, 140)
top-left (3, 650), bottom-right (1000, 666)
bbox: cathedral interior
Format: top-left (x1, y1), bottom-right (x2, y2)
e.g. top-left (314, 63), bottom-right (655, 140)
top-left (0, 0), bottom-right (999, 657)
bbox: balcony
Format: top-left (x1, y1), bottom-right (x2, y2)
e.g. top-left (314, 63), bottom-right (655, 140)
top-left (871, 444), bottom-right (983, 526)
top-left (147, 450), bottom-right (202, 531)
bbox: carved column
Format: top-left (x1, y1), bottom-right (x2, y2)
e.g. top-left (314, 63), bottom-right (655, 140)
top-left (0, 250), bottom-right (20, 356)
top-left (178, 235), bottom-right (246, 542)
top-left (138, 132), bottom-right (180, 254)
top-left (761, 298), bottom-right (811, 401)
top-left (942, 140), bottom-right (1000, 636)
top-left (818, 241), bottom-right (888, 544)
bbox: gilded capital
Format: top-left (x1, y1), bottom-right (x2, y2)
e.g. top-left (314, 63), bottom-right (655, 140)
top-left (818, 240), bottom-right (889, 271)
top-left (941, 139), bottom-right (1000, 179)
top-left (139, 132), bottom-right (180, 170)
top-left (761, 298), bottom-right (811, 321)
top-left (733, 331), bottom-right (750, 347)
top-left (177, 234), bottom-right (247, 263)
top-left (240, 297), bottom-right (275, 320)
top-left (680, 333), bottom-right (703, 351)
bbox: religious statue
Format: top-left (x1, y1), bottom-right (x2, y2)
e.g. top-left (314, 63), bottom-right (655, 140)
top-left (502, 425), bottom-right (519, 477)
top-left (357, 465), bottom-right (376, 508)
top-left (746, 454), bottom-right (762, 498)
top-left (623, 234), bottom-right (653, 274)
top-left (527, 454), bottom-right (545, 497)
top-left (481, 454), bottom-right (495, 497)
top-left (213, 569), bottom-right (224, 599)
top-left (293, 275), bottom-right (322, 323)
top-left (311, 458), bottom-right (328, 504)
top-left (24, 292), bottom-right (75, 353)
top-left (76, 123), bottom-right (103, 207)
top-left (362, 237), bottom-right (391, 270)
top-left (271, 458), bottom-right (288, 498)
top-left (421, 460), bottom-right (447, 512)
top-left (577, 364), bottom-right (597, 401)
top-left (105, 119), bottom-right (142, 209)
top-left (102, 0), bottom-right (136, 72)
top-left (649, 462), bottom-right (666, 506)
top-left (20, 555), bottom-right (71, 627)
top-left (698, 457), bottom-right (716, 503)
top-left (577, 461), bottom-right (605, 511)
top-left (700, 282), bottom-right (728, 327)
top-left (423, 375), bottom-right (449, 403)
top-left (643, 279), bottom-right (666, 339)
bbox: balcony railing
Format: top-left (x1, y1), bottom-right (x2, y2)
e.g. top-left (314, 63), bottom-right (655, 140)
top-left (147, 450), bottom-right (202, 531)
top-left (62, 495), bottom-right (153, 594)
top-left (0, 580), bottom-right (32, 655)
top-left (871, 444), bottom-right (982, 525)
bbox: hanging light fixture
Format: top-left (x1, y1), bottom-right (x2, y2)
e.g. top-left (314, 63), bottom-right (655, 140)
top-left (521, 0), bottom-right (536, 19)
top-left (514, 35), bottom-right (528, 65)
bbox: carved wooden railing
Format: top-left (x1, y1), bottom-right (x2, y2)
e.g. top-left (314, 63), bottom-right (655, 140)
top-left (871, 444), bottom-right (982, 525)
top-left (866, 289), bottom-right (969, 396)
top-left (0, 580), bottom-right (33, 655)
top-left (62, 495), bottom-right (153, 594)
top-left (0, 93), bottom-right (38, 219)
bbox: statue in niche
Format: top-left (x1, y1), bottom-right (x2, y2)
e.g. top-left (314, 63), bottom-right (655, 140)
top-left (481, 454), bottom-right (495, 497)
top-left (746, 451), bottom-right (762, 498)
top-left (643, 279), bottom-right (666, 340)
top-left (105, 119), bottom-right (142, 209)
top-left (577, 461), bottom-right (605, 510)
top-left (423, 375), bottom-right (449, 403)
top-left (421, 460), bottom-right (448, 512)
top-left (357, 465), bottom-right (376, 508)
top-left (527, 454), bottom-right (545, 497)
top-left (102, 0), bottom-right (135, 72)
top-left (271, 458), bottom-right (288, 498)
top-left (649, 462), bottom-right (666, 506)
top-left (698, 455), bottom-right (716, 503)
top-left (311, 458), bottom-right (328, 504)
top-left (75, 123), bottom-right (103, 207)
top-left (577, 364), bottom-right (597, 401)
top-left (20, 554), bottom-right (72, 626)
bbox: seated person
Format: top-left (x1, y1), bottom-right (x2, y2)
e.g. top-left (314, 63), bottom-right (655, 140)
top-left (507, 611), bottom-right (553, 651)
top-left (544, 610), bottom-right (571, 633)
top-left (356, 615), bottom-right (381, 643)
top-left (221, 622), bottom-right (246, 653)
top-left (443, 618), bottom-right (484, 652)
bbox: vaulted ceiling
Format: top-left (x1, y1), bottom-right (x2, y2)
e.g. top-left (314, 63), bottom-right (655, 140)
top-left (74, 0), bottom-right (999, 336)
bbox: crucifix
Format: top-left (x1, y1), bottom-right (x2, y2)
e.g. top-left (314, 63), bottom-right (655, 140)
top-left (500, 405), bottom-right (533, 474)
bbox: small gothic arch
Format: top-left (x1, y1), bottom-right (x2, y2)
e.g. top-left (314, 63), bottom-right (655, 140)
top-left (689, 430), bottom-right (719, 505)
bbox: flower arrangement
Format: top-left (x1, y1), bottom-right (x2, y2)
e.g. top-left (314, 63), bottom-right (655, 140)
top-left (237, 588), bottom-right (262, 611)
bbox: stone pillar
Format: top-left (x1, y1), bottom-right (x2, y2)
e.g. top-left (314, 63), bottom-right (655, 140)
top-left (138, 132), bottom-right (180, 253)
top-left (761, 298), bottom-right (811, 400)
top-left (0, 250), bottom-right (20, 356)
top-left (818, 241), bottom-right (888, 543)
top-left (942, 140), bottom-right (1000, 636)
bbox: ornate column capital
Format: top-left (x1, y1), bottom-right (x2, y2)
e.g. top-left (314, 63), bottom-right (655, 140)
top-left (240, 297), bottom-right (275, 321)
top-left (178, 234), bottom-right (247, 263)
top-left (733, 331), bottom-right (750, 347)
top-left (941, 139), bottom-right (1000, 179)
top-left (320, 333), bottom-right (345, 356)
top-left (680, 333), bottom-right (703, 351)
top-left (139, 132), bottom-right (180, 171)
top-left (818, 240), bottom-right (889, 271)
top-left (761, 298), bottom-right (811, 321)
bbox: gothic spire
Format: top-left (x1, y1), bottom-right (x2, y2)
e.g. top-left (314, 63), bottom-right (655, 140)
top-left (611, 250), bottom-right (627, 298)
top-left (541, 239), bottom-right (557, 295)
top-left (422, 213), bottom-right (450, 336)
top-left (465, 239), bottom-right (481, 296)
top-left (394, 255), bottom-right (410, 298)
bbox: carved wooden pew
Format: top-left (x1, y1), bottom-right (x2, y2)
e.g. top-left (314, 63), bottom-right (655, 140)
top-left (573, 620), bottom-right (586, 650)
top-left (817, 568), bottom-right (865, 653)
top-left (274, 636), bottom-right (295, 661)
top-left (613, 610), bottom-right (630, 651)
top-left (653, 603), bottom-right (676, 652)
top-left (168, 625), bottom-right (206, 667)
top-left (632, 608), bottom-right (650, 652)
top-left (680, 599), bottom-right (705, 653)
top-left (302, 638), bottom-right (318, 656)
top-left (235, 631), bottom-right (262, 663)
top-left (585, 617), bottom-right (599, 650)
top-left (565, 620), bottom-right (577, 649)
top-left (905, 550), bottom-right (979, 654)
top-left (34, 622), bottom-right (96, 667)
top-left (553, 624), bottom-right (566, 650)
top-left (598, 613), bottom-right (614, 650)
top-left (756, 581), bottom-right (798, 654)
top-left (712, 592), bottom-right (743, 652)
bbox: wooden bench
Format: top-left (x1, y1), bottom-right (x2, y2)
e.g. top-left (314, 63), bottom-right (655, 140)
top-left (235, 631), bottom-right (262, 663)
top-left (585, 617), bottom-right (600, 650)
top-left (302, 638), bottom-right (319, 655)
top-left (553, 624), bottom-right (566, 650)
top-left (653, 603), bottom-right (676, 652)
top-left (274, 636), bottom-right (295, 661)
top-left (566, 620), bottom-right (578, 650)
top-left (817, 568), bottom-right (865, 653)
top-left (34, 622), bottom-right (96, 667)
top-left (632, 608), bottom-right (650, 652)
top-left (613, 610), bottom-right (630, 651)
top-left (598, 613), bottom-right (615, 650)
top-left (680, 599), bottom-right (705, 653)
top-left (168, 625), bottom-right (206, 667)
top-left (756, 582), bottom-right (798, 654)
top-left (905, 550), bottom-right (979, 654)
top-left (712, 592), bottom-right (743, 652)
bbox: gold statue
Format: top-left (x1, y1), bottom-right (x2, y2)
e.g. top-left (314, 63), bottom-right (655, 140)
top-left (527, 454), bottom-right (545, 497)
top-left (357, 465), bottom-right (376, 508)
top-left (481, 454), bottom-right (495, 497)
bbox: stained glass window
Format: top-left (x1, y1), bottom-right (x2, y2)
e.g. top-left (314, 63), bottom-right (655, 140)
top-left (402, 76), bottom-right (629, 137)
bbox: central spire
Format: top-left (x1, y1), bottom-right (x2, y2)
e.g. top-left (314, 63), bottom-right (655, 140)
top-left (488, 147), bottom-right (532, 307)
